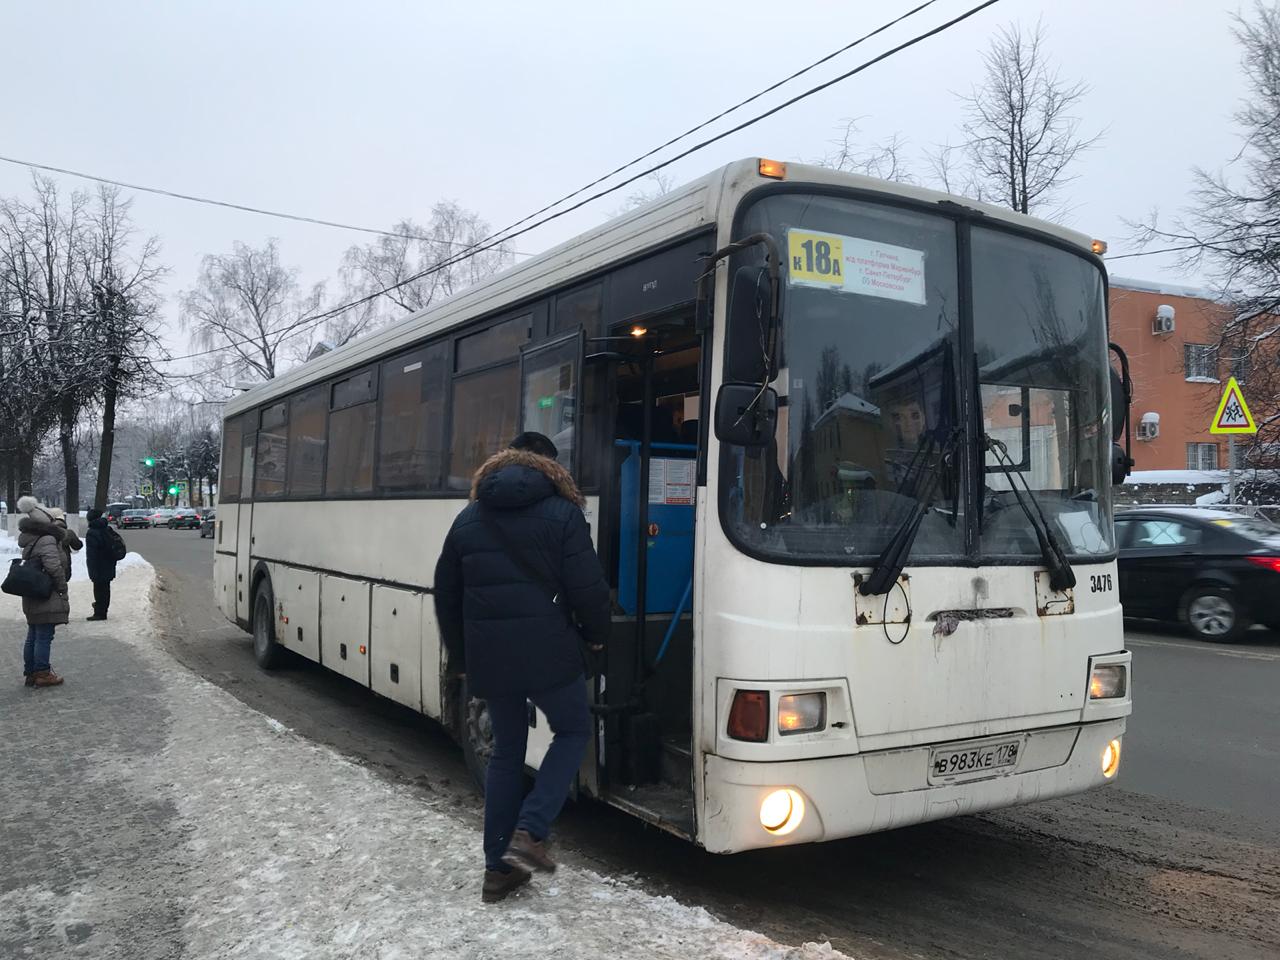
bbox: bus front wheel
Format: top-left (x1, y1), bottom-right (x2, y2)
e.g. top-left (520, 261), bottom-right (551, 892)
top-left (252, 580), bottom-right (285, 669)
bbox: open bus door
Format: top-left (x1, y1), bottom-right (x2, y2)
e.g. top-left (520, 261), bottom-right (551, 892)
top-left (234, 426), bottom-right (256, 624)
top-left (517, 330), bottom-right (587, 779)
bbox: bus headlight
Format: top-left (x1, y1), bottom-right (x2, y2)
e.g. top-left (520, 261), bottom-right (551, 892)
top-left (778, 693), bottom-right (826, 735)
top-left (1089, 664), bottom-right (1127, 699)
top-left (759, 788), bottom-right (806, 835)
top-left (1101, 739), bottom-right (1122, 778)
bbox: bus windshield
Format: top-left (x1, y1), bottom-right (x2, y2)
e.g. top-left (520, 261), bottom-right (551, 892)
top-left (722, 191), bottom-right (1115, 565)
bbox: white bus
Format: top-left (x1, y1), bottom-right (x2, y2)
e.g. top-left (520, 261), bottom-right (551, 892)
top-left (214, 159), bottom-right (1132, 853)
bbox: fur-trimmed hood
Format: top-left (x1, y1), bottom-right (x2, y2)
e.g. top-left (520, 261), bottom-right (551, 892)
top-left (17, 516), bottom-right (65, 545)
top-left (470, 449), bottom-right (585, 509)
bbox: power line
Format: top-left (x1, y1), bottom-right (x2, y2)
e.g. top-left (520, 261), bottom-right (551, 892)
top-left (0, 153), bottom-right (533, 254)
top-left (162, 0), bottom-right (1004, 370)
top-left (478, 0), bottom-right (947, 247)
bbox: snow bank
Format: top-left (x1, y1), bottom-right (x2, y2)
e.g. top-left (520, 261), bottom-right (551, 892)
top-left (1124, 470), bottom-right (1229, 485)
top-left (0, 528), bottom-right (148, 581)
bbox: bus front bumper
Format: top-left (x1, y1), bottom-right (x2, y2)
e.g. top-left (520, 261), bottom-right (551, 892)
top-left (700, 718), bottom-right (1126, 853)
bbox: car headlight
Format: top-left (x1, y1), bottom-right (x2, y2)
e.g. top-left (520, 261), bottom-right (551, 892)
top-left (777, 693), bottom-right (826, 735)
top-left (1089, 663), bottom-right (1127, 699)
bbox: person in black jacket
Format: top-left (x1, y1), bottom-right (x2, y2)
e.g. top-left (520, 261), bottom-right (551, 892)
top-left (84, 508), bottom-right (123, 621)
top-left (434, 431), bottom-right (610, 904)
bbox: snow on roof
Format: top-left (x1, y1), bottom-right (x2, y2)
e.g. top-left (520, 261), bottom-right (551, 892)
top-left (816, 392), bottom-right (880, 426)
top-left (1109, 275), bottom-right (1221, 301)
top-left (1124, 469), bottom-right (1228, 485)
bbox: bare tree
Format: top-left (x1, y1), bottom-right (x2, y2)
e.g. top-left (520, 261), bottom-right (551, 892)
top-left (326, 201), bottom-right (512, 347)
top-left (181, 238), bottom-right (323, 387)
top-left (84, 186), bottom-right (167, 510)
top-left (822, 119), bottom-right (916, 183)
top-left (957, 21), bottom-right (1099, 215)
top-left (612, 172), bottom-right (678, 216)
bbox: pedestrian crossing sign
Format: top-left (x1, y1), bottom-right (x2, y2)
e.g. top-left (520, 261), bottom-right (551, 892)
top-left (1210, 377), bottom-right (1257, 434)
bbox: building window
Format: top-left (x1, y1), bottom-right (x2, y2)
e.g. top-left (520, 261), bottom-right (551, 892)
top-left (286, 386), bottom-right (327, 498)
top-left (377, 342), bottom-right (449, 492)
top-left (1184, 343), bottom-right (1218, 381)
top-left (1186, 442), bottom-right (1218, 471)
top-left (448, 364), bottom-right (520, 489)
top-left (1230, 354), bottom-right (1250, 384)
top-left (254, 403), bottom-right (289, 499)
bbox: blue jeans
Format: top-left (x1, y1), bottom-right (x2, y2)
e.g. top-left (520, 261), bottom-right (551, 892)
top-left (24, 623), bottom-right (55, 675)
top-left (483, 677), bottom-right (591, 871)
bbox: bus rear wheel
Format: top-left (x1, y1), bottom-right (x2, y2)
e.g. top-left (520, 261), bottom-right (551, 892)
top-left (458, 677), bottom-right (494, 792)
top-left (252, 581), bottom-right (285, 669)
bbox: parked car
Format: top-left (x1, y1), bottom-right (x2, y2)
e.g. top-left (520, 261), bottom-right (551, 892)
top-left (105, 502), bottom-right (131, 526)
top-left (120, 509), bottom-right (153, 529)
top-left (169, 507), bottom-right (201, 529)
top-left (150, 508), bottom-right (175, 526)
top-left (1115, 506), bottom-right (1280, 641)
top-left (200, 509), bottom-right (217, 539)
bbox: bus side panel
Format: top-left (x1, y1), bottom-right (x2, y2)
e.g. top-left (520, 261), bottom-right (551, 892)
top-left (421, 600), bottom-right (443, 720)
top-left (370, 585), bottom-right (423, 713)
top-left (320, 575), bottom-right (371, 687)
top-left (214, 550), bottom-right (237, 624)
top-left (273, 564), bottom-right (321, 663)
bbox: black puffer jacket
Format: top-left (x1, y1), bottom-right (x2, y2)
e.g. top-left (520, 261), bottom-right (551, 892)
top-left (85, 516), bottom-right (119, 582)
top-left (434, 449), bottom-right (610, 699)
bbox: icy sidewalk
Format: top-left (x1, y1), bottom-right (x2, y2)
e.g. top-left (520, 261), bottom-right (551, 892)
top-left (0, 556), bottom-right (849, 959)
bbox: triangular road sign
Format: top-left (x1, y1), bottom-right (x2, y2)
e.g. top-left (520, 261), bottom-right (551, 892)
top-left (1210, 377), bottom-right (1258, 434)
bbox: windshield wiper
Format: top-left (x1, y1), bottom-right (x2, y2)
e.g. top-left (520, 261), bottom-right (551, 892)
top-left (984, 437), bottom-right (1076, 592)
top-left (859, 429), bottom-right (958, 596)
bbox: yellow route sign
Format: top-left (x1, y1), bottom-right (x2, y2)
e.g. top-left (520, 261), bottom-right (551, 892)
top-left (1210, 377), bottom-right (1257, 434)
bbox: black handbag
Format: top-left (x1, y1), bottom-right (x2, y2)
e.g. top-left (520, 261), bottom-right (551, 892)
top-left (2, 547), bottom-right (53, 600)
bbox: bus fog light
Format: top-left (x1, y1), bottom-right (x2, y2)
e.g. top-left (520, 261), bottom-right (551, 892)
top-left (1089, 664), bottom-right (1126, 699)
top-left (778, 693), bottom-right (826, 735)
top-left (759, 788), bottom-right (805, 835)
top-left (1101, 739), bottom-right (1122, 778)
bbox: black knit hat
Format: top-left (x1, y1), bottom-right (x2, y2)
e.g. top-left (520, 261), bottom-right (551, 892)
top-left (509, 431), bottom-right (558, 459)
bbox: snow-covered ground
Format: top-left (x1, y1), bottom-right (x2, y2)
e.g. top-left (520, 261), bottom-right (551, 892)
top-left (0, 541), bottom-right (850, 960)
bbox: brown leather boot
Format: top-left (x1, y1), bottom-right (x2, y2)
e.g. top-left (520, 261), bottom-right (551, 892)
top-left (503, 829), bottom-right (556, 874)
top-left (33, 670), bottom-right (64, 687)
top-left (481, 864), bottom-right (531, 903)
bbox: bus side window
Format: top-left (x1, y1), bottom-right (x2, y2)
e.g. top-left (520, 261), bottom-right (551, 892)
top-left (448, 364), bottom-right (520, 490)
top-left (327, 369), bottom-right (377, 496)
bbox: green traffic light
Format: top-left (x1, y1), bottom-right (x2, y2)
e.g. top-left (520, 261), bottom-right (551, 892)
top-left (144, 457), bottom-right (155, 467)
top-left (168, 486), bottom-right (179, 496)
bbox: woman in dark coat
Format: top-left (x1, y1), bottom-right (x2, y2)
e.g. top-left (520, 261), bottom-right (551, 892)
top-left (15, 497), bottom-right (69, 687)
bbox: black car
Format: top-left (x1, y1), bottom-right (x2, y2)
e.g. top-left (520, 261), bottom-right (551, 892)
top-left (1115, 506), bottom-right (1280, 641)
top-left (199, 509), bottom-right (216, 539)
top-left (169, 508), bottom-right (201, 529)
top-left (104, 502), bottom-right (131, 526)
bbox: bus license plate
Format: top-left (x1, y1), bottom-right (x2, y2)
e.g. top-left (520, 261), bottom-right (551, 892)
top-left (929, 739), bottom-right (1020, 783)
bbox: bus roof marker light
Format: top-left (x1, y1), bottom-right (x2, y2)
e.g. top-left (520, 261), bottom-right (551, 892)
top-left (630, 325), bottom-right (648, 338)
top-left (758, 158), bottom-right (787, 180)
top-left (1091, 239), bottom-right (1108, 255)
top-left (759, 788), bottom-right (805, 835)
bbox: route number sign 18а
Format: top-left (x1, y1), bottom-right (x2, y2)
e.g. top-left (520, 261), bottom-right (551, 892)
top-left (1210, 377), bottom-right (1257, 435)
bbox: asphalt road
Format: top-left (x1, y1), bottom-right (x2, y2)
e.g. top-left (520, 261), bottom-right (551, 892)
top-left (127, 527), bottom-right (1280, 960)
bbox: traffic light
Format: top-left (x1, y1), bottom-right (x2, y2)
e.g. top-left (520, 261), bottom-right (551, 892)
top-left (168, 485), bottom-right (179, 496)
top-left (144, 457), bottom-right (156, 468)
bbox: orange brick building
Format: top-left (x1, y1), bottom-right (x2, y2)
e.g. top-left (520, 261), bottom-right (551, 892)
top-left (1106, 277), bottom-right (1246, 472)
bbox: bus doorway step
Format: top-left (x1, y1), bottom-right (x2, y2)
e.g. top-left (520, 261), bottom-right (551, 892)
top-left (661, 736), bottom-right (692, 787)
top-left (604, 781), bottom-right (695, 840)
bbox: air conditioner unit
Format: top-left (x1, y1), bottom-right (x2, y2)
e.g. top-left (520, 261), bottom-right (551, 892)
top-left (1152, 304), bottom-right (1175, 334)
top-left (1137, 412), bottom-right (1160, 440)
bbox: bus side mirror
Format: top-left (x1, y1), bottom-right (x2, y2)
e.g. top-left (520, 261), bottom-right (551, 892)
top-left (715, 383), bottom-right (778, 448)
top-left (1111, 442), bottom-right (1133, 487)
top-left (723, 266), bottom-right (778, 383)
top-left (1110, 367), bottom-right (1128, 443)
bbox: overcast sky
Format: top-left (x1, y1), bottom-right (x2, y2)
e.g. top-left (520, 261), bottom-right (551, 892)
top-left (0, 0), bottom-right (1253, 374)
